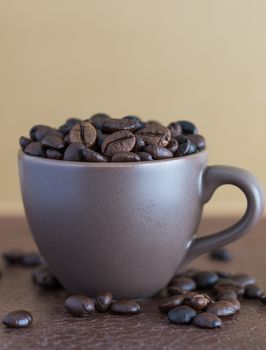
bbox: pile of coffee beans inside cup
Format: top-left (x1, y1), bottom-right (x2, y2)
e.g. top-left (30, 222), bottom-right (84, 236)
top-left (2, 249), bottom-right (266, 329)
top-left (19, 114), bottom-right (206, 162)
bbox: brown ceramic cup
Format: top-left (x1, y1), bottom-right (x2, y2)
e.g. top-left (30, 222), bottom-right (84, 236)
top-left (18, 150), bottom-right (264, 298)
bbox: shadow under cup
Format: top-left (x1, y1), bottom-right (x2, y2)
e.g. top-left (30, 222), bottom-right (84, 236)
top-left (18, 150), bottom-right (264, 299)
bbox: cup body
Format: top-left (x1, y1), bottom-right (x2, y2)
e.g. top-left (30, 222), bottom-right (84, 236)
top-left (18, 150), bottom-right (208, 298)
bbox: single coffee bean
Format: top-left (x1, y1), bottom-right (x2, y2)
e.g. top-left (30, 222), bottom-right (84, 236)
top-left (46, 129), bottom-right (64, 139)
top-left (122, 115), bottom-right (144, 131)
top-left (209, 248), bottom-right (232, 262)
top-left (144, 145), bottom-right (173, 160)
top-left (224, 298), bottom-right (241, 311)
top-left (19, 136), bottom-right (32, 150)
top-left (132, 135), bottom-right (145, 151)
top-left (232, 274), bottom-right (256, 287)
top-left (168, 305), bottom-right (196, 324)
top-left (167, 138), bottom-right (179, 153)
top-left (20, 252), bottom-right (43, 267)
top-left (214, 279), bottom-right (245, 297)
top-left (3, 310), bottom-right (33, 328)
top-left (193, 312), bottom-right (222, 329)
top-left (65, 295), bottom-right (95, 317)
top-left (182, 291), bottom-right (198, 302)
top-left (24, 142), bottom-right (45, 157)
top-left (63, 143), bottom-right (85, 161)
top-left (185, 294), bottom-right (210, 311)
top-left (30, 125), bottom-right (52, 141)
top-left (112, 152), bottom-right (141, 162)
top-left (101, 130), bottom-right (136, 157)
top-left (90, 113), bottom-right (111, 129)
top-left (178, 120), bottom-right (198, 135)
top-left (207, 300), bottom-right (237, 316)
top-left (46, 149), bottom-right (63, 160)
top-left (244, 284), bottom-right (263, 299)
top-left (187, 134), bottom-right (206, 150)
top-left (69, 121), bottom-right (97, 148)
top-left (82, 147), bottom-right (108, 162)
top-left (159, 295), bottom-right (184, 313)
top-left (102, 118), bottom-right (138, 133)
top-left (216, 290), bottom-right (238, 301)
top-left (32, 265), bottom-right (61, 289)
top-left (169, 276), bottom-right (196, 291)
top-left (2, 250), bottom-right (23, 264)
top-left (175, 139), bottom-right (197, 156)
top-left (194, 271), bottom-right (219, 289)
top-left (41, 136), bottom-right (65, 150)
top-left (59, 118), bottom-right (81, 135)
top-left (137, 124), bottom-right (171, 147)
top-left (168, 121), bottom-right (182, 139)
top-left (136, 152), bottom-right (153, 161)
top-left (95, 291), bottom-right (113, 312)
top-left (168, 286), bottom-right (186, 296)
top-left (110, 300), bottom-right (141, 315)
top-left (259, 293), bottom-right (266, 304)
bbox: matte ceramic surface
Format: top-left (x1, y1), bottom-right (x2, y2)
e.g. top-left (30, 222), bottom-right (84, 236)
top-left (18, 151), bottom-right (265, 298)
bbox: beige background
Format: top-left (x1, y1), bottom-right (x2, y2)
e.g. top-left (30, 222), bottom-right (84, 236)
top-left (0, 0), bottom-right (265, 216)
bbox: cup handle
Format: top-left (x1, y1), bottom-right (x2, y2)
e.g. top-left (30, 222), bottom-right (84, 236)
top-left (182, 165), bottom-right (265, 266)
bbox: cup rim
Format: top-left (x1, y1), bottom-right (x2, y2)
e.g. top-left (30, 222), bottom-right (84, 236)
top-left (18, 149), bottom-right (208, 167)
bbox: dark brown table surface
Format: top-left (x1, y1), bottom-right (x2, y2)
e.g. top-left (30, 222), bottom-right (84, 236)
top-left (0, 216), bottom-right (265, 350)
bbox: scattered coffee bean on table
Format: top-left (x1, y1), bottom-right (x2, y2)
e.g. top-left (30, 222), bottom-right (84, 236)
top-left (95, 291), bottom-right (113, 312)
top-left (65, 295), bottom-right (95, 317)
top-left (20, 115), bottom-right (206, 162)
top-left (168, 305), bottom-right (196, 325)
top-left (20, 253), bottom-right (43, 267)
top-left (2, 310), bottom-right (33, 329)
top-left (193, 312), bottom-right (222, 329)
top-left (110, 300), bottom-right (142, 315)
top-left (206, 300), bottom-right (237, 316)
top-left (2, 250), bottom-right (24, 264)
top-left (244, 284), bottom-right (263, 299)
top-left (169, 276), bottom-right (196, 291)
top-left (159, 295), bottom-right (184, 313)
top-left (194, 271), bottom-right (219, 288)
top-left (209, 249), bottom-right (232, 262)
top-left (32, 265), bottom-right (62, 289)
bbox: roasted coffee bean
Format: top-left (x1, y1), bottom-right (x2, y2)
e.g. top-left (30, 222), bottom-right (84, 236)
top-left (19, 136), bottom-right (31, 150)
top-left (30, 125), bottom-right (52, 141)
top-left (232, 274), bottom-right (256, 287)
top-left (178, 120), bottom-right (198, 135)
top-left (2, 250), bottom-right (23, 264)
top-left (175, 139), bottom-right (197, 157)
top-left (136, 152), bottom-right (153, 161)
top-left (169, 277), bottom-right (196, 291)
top-left (63, 143), bottom-right (85, 161)
top-left (3, 310), bottom-right (33, 328)
top-left (112, 152), bottom-right (141, 162)
top-left (32, 265), bottom-right (61, 289)
top-left (168, 305), bottom-right (196, 324)
top-left (185, 294), bottom-right (210, 311)
top-left (65, 295), bottom-right (95, 317)
top-left (24, 142), bottom-right (45, 157)
top-left (187, 134), bottom-right (206, 151)
top-left (168, 121), bottom-right (182, 139)
top-left (110, 300), bottom-right (141, 315)
top-left (259, 293), bottom-right (266, 304)
top-left (137, 124), bottom-right (171, 147)
top-left (207, 300), bottom-right (237, 316)
top-left (146, 120), bottom-right (163, 127)
top-left (167, 138), bottom-right (179, 153)
top-left (59, 118), bottom-right (81, 135)
top-left (193, 312), bottom-right (222, 329)
top-left (41, 136), bottom-right (65, 150)
top-left (90, 113), bottom-right (111, 129)
top-left (244, 284), bottom-right (263, 299)
top-left (82, 147), bottom-right (108, 162)
top-left (103, 118), bottom-right (138, 133)
top-left (214, 279), bottom-right (245, 297)
top-left (209, 248), bottom-right (232, 262)
top-left (95, 291), bottom-right (113, 312)
top-left (225, 298), bottom-right (241, 311)
top-left (194, 271), bottom-right (219, 289)
top-left (182, 291), bottom-right (198, 302)
top-left (216, 290), bottom-right (238, 301)
top-left (216, 271), bottom-right (232, 278)
top-left (144, 145), bottom-right (173, 160)
top-left (159, 295), bottom-right (184, 313)
top-left (168, 286), bottom-right (186, 295)
top-left (123, 115), bottom-right (144, 131)
top-left (20, 252), bottom-right (43, 267)
top-left (69, 121), bottom-right (97, 148)
top-left (46, 149), bottom-right (63, 160)
top-left (101, 130), bottom-right (136, 157)
top-left (132, 135), bottom-right (145, 151)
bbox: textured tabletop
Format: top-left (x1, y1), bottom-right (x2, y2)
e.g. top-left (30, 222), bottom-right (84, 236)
top-left (0, 216), bottom-right (265, 350)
